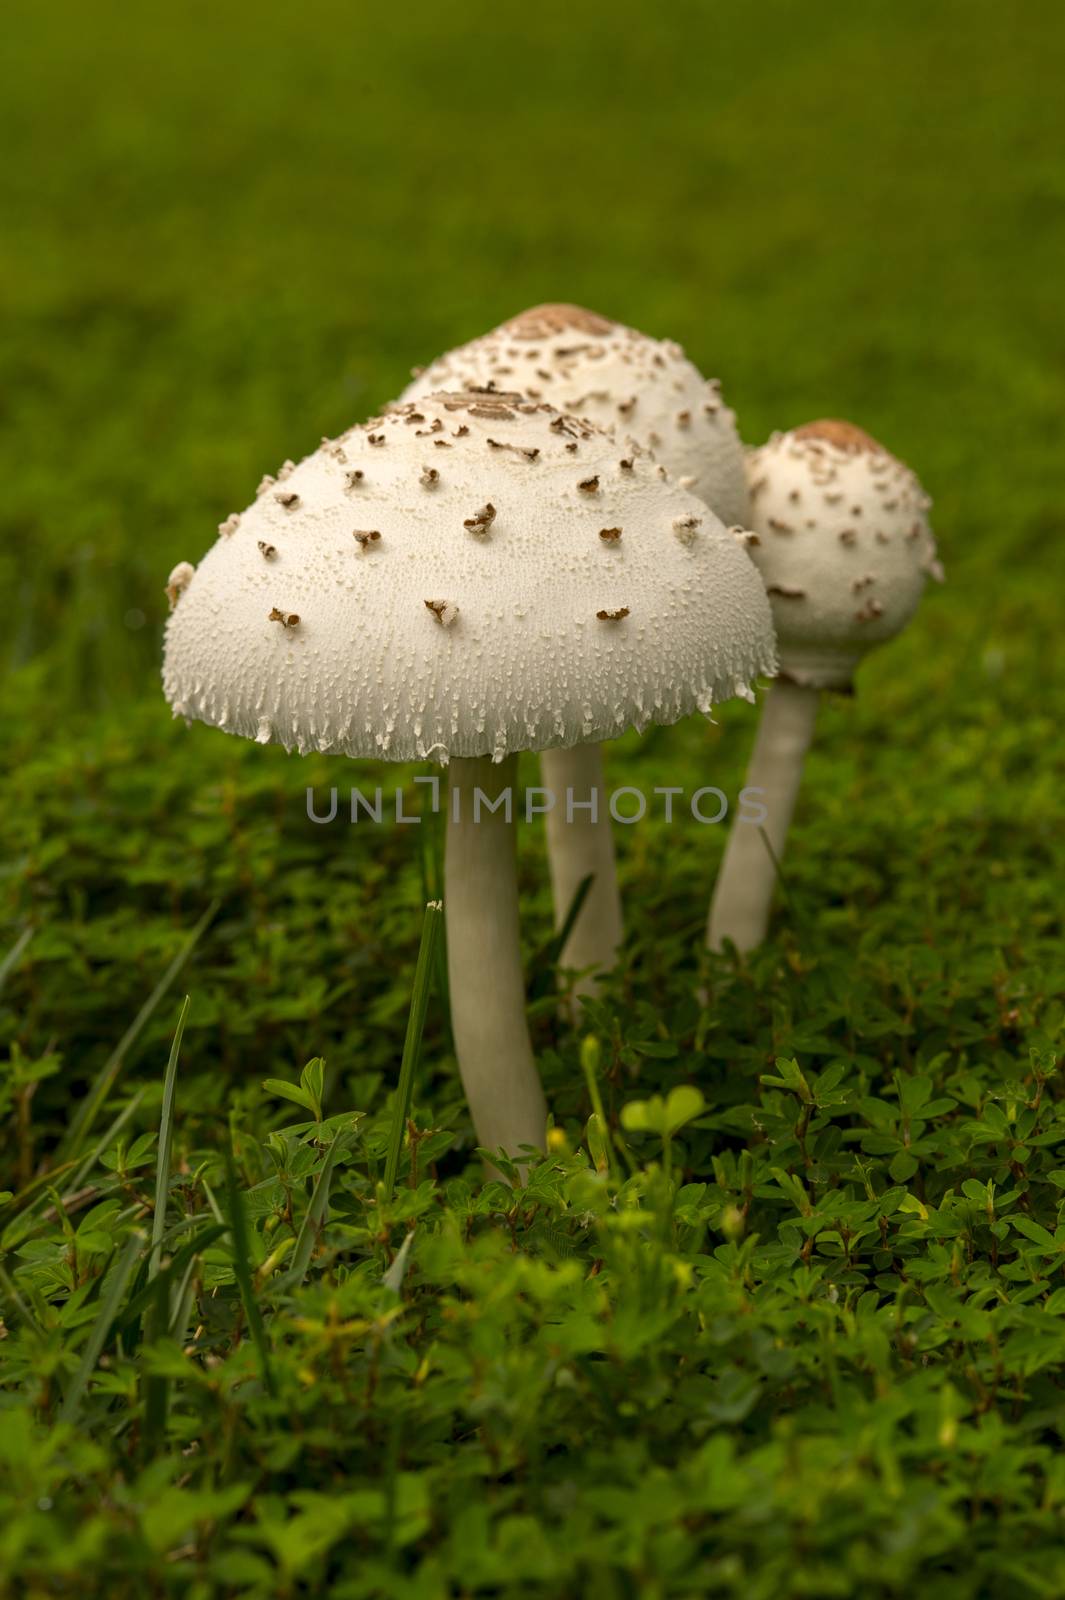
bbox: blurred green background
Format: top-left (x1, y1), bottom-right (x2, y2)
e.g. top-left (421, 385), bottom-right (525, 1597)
top-left (3, 0), bottom-right (1062, 711)
top-left (1, 0), bottom-right (1062, 1110)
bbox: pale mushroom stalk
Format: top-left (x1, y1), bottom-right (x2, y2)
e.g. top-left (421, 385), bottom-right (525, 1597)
top-left (541, 741), bottom-right (623, 994)
top-left (706, 418), bottom-right (942, 955)
top-left (707, 678), bottom-right (818, 953)
top-left (445, 754), bottom-right (547, 1157)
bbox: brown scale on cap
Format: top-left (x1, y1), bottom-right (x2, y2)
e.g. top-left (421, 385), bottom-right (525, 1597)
top-left (672, 513), bottom-right (702, 545)
top-left (430, 389), bottom-right (527, 423)
top-left (599, 527), bottom-right (623, 543)
top-left (596, 607), bottom-right (630, 621)
top-left (268, 607), bottom-right (300, 628)
top-left (463, 503), bottom-right (496, 536)
top-left (487, 438), bottom-right (540, 461)
top-left (424, 599), bottom-right (459, 628)
top-left (504, 304), bottom-right (615, 341)
top-left (793, 419), bottom-right (887, 455)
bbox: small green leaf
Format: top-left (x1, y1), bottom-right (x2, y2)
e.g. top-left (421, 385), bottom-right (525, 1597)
top-left (1012, 1216), bottom-right (1057, 1251)
top-left (889, 1150), bottom-right (919, 1182)
top-left (300, 1057), bottom-right (325, 1121)
top-left (263, 1079), bottom-right (317, 1115)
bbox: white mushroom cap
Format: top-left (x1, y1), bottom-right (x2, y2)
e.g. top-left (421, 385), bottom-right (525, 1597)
top-left (402, 304), bottom-right (750, 528)
top-left (162, 391), bottom-right (775, 762)
top-left (745, 419), bottom-right (943, 691)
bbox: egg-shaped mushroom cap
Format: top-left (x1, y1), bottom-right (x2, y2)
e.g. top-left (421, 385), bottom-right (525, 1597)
top-left (745, 420), bottom-right (943, 691)
top-left (163, 391), bottom-right (776, 763)
top-left (402, 304), bottom-right (749, 529)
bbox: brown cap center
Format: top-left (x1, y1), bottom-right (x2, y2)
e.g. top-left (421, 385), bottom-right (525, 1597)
top-left (792, 419), bottom-right (885, 454)
top-left (504, 303), bottom-right (616, 341)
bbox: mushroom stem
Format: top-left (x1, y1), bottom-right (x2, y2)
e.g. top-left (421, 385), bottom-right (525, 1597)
top-left (540, 742), bottom-right (623, 997)
top-left (706, 678), bottom-right (819, 954)
top-left (445, 753), bottom-right (547, 1163)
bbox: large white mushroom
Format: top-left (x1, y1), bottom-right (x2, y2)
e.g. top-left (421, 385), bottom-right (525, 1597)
top-left (707, 419), bottom-right (943, 955)
top-left (404, 304), bottom-right (751, 993)
top-left (163, 390), bottom-right (775, 1161)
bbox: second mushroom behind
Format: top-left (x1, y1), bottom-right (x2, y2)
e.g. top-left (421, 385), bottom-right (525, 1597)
top-left (403, 304), bottom-right (755, 997)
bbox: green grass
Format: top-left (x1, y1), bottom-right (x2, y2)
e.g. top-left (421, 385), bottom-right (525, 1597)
top-left (2, 0), bottom-right (1064, 1594)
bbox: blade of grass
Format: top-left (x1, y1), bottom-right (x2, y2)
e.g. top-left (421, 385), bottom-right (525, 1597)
top-left (528, 874), bottom-right (593, 1000)
top-left (0, 924), bottom-right (35, 997)
top-left (119, 1222), bottom-right (225, 1333)
top-left (382, 901), bottom-right (442, 1202)
top-left (419, 798), bottom-right (451, 1046)
top-left (59, 901), bottom-right (217, 1165)
top-left (59, 1229), bottom-right (144, 1424)
top-left (222, 1144), bottom-right (276, 1398)
top-left (149, 996), bottom-right (190, 1281)
top-left (142, 1271), bottom-right (171, 1451)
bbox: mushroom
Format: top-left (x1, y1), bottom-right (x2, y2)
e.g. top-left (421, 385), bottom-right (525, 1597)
top-left (163, 390), bottom-right (774, 1160)
top-left (402, 305), bottom-right (753, 993)
top-left (707, 419), bottom-right (943, 954)
top-left (401, 305), bottom-right (749, 524)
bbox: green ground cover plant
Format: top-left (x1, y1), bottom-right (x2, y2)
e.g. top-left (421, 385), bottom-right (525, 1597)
top-left (1, 0), bottom-right (1063, 1593)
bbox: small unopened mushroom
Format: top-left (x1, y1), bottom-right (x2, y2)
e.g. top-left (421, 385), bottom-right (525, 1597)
top-left (707, 419), bottom-right (943, 954)
top-left (163, 390), bottom-right (774, 1163)
top-left (165, 562), bottom-right (195, 610)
